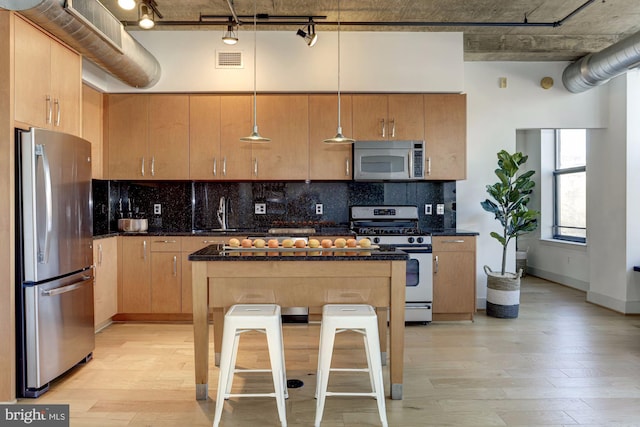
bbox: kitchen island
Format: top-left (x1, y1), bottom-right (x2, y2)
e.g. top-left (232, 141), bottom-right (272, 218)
top-left (188, 244), bottom-right (408, 400)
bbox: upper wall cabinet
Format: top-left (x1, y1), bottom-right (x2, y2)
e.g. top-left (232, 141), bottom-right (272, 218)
top-left (82, 84), bottom-right (104, 179)
top-left (424, 94), bottom-right (467, 180)
top-left (107, 94), bottom-right (189, 180)
top-left (251, 95), bottom-right (309, 180)
top-left (308, 94), bottom-right (353, 180)
top-left (352, 94), bottom-right (424, 141)
top-left (14, 16), bottom-right (81, 136)
top-left (190, 94), bottom-right (253, 180)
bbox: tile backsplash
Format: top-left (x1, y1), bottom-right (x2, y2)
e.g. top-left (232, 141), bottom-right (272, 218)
top-left (93, 180), bottom-right (456, 234)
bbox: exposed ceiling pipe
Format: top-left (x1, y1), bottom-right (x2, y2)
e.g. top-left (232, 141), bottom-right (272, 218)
top-left (1, 0), bottom-right (161, 88)
top-left (563, 29), bottom-right (640, 93)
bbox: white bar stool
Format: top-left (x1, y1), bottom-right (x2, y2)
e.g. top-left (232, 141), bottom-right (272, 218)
top-left (315, 304), bottom-right (388, 427)
top-left (213, 304), bottom-right (288, 427)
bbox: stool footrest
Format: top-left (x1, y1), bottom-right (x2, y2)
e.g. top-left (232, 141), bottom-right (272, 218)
top-left (325, 391), bottom-right (377, 398)
top-left (233, 368), bottom-right (273, 373)
top-left (330, 368), bottom-right (370, 373)
top-left (227, 392), bottom-right (278, 398)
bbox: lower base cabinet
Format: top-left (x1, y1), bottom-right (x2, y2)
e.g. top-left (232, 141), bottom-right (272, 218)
top-left (432, 236), bottom-right (476, 321)
top-left (93, 236), bottom-right (118, 330)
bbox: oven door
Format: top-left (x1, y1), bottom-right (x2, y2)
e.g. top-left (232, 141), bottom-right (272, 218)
top-left (397, 247), bottom-right (433, 323)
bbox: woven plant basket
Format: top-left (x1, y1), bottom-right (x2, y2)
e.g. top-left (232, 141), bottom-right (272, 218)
top-left (484, 265), bottom-right (523, 318)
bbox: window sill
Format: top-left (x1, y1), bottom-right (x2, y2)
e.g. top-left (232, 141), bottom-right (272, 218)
top-left (539, 238), bottom-right (587, 249)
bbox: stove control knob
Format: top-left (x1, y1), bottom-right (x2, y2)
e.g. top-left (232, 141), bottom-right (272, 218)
top-left (417, 237), bottom-right (424, 244)
top-left (373, 237), bottom-right (380, 244)
top-left (407, 237), bottom-right (415, 244)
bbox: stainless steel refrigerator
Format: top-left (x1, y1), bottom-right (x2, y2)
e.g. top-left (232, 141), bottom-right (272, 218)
top-left (15, 128), bottom-right (95, 398)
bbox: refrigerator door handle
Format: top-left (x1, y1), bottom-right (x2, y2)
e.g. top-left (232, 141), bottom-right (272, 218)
top-left (35, 144), bottom-right (53, 264)
top-left (41, 275), bottom-right (93, 297)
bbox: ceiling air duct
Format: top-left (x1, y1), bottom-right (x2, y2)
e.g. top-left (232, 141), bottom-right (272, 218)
top-left (1, 0), bottom-right (161, 88)
top-left (563, 29), bottom-right (640, 93)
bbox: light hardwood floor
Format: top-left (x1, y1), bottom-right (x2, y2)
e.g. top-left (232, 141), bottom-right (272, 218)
top-left (22, 276), bottom-right (640, 426)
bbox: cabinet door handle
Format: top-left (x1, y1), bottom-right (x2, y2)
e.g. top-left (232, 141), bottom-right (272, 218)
top-left (98, 243), bottom-right (103, 266)
top-left (54, 99), bottom-right (61, 126)
top-left (345, 158), bottom-right (350, 176)
top-left (223, 156), bottom-right (227, 177)
top-left (151, 156), bottom-right (155, 177)
top-left (434, 255), bottom-right (439, 274)
top-left (380, 119), bottom-right (386, 138)
top-left (173, 256), bottom-right (177, 276)
top-left (46, 95), bottom-right (52, 124)
top-left (141, 157), bottom-right (145, 177)
top-left (427, 157), bottom-right (431, 176)
top-left (442, 239), bottom-right (465, 244)
top-left (213, 158), bottom-right (217, 176)
top-left (202, 240), bottom-right (218, 244)
top-left (143, 240), bottom-right (147, 260)
top-left (253, 158), bottom-right (258, 177)
top-left (390, 118), bottom-right (396, 138)
top-left (155, 240), bottom-right (177, 244)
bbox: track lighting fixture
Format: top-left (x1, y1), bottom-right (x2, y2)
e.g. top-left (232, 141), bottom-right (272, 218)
top-left (296, 18), bottom-right (318, 47)
top-left (117, 0), bottom-right (136, 10)
top-left (138, 1), bottom-right (155, 29)
top-left (222, 19), bottom-right (238, 45)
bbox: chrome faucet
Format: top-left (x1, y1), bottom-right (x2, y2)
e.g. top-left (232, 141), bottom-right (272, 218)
top-left (217, 196), bottom-right (228, 230)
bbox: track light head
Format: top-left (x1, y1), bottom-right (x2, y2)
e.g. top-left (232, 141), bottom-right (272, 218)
top-left (222, 23), bottom-right (238, 45)
top-left (296, 19), bottom-right (318, 47)
top-left (118, 0), bottom-right (136, 10)
top-left (138, 2), bottom-right (155, 29)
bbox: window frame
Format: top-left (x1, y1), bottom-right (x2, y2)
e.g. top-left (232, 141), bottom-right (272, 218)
top-left (552, 129), bottom-right (586, 243)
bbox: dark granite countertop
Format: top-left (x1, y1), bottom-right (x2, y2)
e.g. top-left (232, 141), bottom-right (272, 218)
top-left (188, 244), bottom-right (408, 262)
top-left (93, 227), bottom-right (355, 239)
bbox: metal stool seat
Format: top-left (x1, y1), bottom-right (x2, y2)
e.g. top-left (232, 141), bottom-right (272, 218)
top-left (315, 304), bottom-right (388, 427)
top-left (213, 304), bottom-right (288, 427)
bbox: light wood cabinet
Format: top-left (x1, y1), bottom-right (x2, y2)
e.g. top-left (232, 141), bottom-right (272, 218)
top-left (252, 95), bottom-right (309, 180)
top-left (432, 235), bottom-right (476, 321)
top-left (107, 94), bottom-right (189, 180)
top-left (352, 94), bottom-right (424, 141)
top-left (82, 84), bottom-right (105, 179)
top-left (190, 95), bottom-right (221, 180)
top-left (308, 94), bottom-right (353, 180)
top-left (93, 237), bottom-right (118, 330)
top-left (14, 16), bottom-right (81, 136)
top-left (219, 95), bottom-right (253, 180)
top-left (120, 236), bottom-right (151, 313)
top-left (150, 238), bottom-right (182, 313)
top-left (424, 94), bottom-right (467, 180)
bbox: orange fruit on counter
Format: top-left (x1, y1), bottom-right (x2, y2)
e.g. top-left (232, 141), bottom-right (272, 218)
top-left (308, 239), bottom-right (320, 248)
top-left (321, 239), bottom-right (333, 248)
top-left (334, 238), bottom-right (347, 248)
top-left (254, 238), bottom-right (266, 248)
top-left (228, 238), bottom-right (240, 247)
top-left (346, 238), bottom-right (358, 248)
top-left (267, 239), bottom-right (279, 248)
top-left (294, 239), bottom-right (307, 248)
top-left (241, 239), bottom-right (253, 248)
top-left (282, 239), bottom-right (294, 248)
top-left (358, 238), bottom-right (372, 248)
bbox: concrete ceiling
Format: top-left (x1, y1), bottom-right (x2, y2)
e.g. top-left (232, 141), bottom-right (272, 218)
top-left (99, 0), bottom-right (640, 61)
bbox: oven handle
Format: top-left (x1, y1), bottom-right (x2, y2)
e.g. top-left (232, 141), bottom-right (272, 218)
top-left (395, 247), bottom-right (432, 254)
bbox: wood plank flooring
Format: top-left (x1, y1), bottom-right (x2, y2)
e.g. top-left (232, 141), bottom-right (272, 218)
top-left (22, 276), bottom-right (640, 426)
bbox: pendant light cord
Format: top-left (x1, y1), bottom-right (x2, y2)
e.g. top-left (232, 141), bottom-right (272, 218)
top-left (336, 0), bottom-right (342, 129)
top-left (252, 1), bottom-right (257, 128)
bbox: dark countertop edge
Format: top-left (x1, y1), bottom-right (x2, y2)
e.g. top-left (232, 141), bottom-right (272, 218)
top-left (93, 232), bottom-right (121, 239)
top-left (188, 245), bottom-right (409, 262)
top-left (634, 266), bottom-right (640, 272)
top-left (428, 229), bottom-right (479, 236)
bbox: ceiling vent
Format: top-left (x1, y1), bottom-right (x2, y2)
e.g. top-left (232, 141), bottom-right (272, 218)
top-left (216, 51), bottom-right (244, 69)
top-left (65, 0), bottom-right (123, 53)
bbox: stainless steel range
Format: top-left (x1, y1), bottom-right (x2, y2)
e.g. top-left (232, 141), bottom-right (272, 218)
top-left (350, 205), bottom-right (432, 323)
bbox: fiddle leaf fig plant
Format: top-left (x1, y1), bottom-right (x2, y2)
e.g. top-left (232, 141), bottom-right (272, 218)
top-left (481, 150), bottom-right (539, 275)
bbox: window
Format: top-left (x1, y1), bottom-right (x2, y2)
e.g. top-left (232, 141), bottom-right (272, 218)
top-left (553, 129), bottom-right (586, 243)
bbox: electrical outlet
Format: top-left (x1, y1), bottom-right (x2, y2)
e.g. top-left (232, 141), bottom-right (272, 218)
top-left (424, 204), bottom-right (432, 215)
top-left (254, 203), bottom-right (266, 214)
top-left (315, 204), bottom-right (323, 215)
top-left (154, 204), bottom-right (161, 215)
top-left (436, 204), bottom-right (445, 215)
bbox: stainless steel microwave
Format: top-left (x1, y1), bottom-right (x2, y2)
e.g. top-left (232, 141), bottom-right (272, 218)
top-left (353, 140), bottom-right (425, 181)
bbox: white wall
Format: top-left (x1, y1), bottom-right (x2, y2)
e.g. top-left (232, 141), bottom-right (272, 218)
top-left (84, 31), bottom-right (464, 93)
top-left (459, 62), bottom-right (608, 308)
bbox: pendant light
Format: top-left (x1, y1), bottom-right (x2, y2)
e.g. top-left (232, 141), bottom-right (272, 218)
top-left (240, 0), bottom-right (270, 143)
top-left (324, 0), bottom-right (354, 144)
